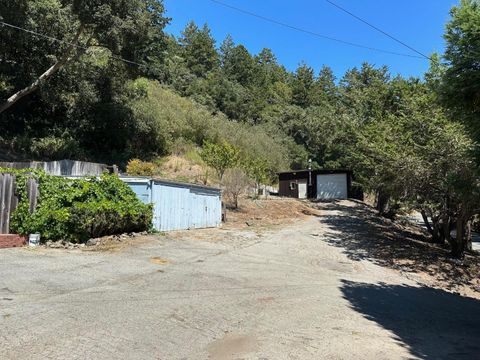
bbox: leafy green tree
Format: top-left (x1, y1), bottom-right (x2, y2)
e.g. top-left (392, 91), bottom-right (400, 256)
top-left (201, 70), bottom-right (255, 121)
top-left (339, 63), bottom-right (391, 124)
top-left (200, 140), bottom-right (240, 180)
top-left (0, 0), bottom-right (168, 114)
top-left (440, 0), bottom-right (480, 144)
top-left (242, 156), bottom-right (270, 194)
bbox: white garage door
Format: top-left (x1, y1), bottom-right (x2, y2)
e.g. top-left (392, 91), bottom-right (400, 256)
top-left (316, 174), bottom-right (348, 199)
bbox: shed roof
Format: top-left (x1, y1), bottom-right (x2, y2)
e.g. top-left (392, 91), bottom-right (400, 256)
top-left (277, 169), bottom-right (351, 175)
top-left (119, 176), bottom-right (221, 193)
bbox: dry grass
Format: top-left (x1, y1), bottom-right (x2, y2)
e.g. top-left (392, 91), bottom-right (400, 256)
top-left (157, 155), bottom-right (216, 186)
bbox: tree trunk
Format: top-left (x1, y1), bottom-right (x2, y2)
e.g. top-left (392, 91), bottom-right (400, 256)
top-left (234, 194), bottom-right (238, 209)
top-left (421, 210), bottom-right (433, 235)
top-left (452, 211), bottom-right (466, 259)
top-left (376, 191), bottom-right (389, 215)
top-left (466, 219), bottom-right (473, 251)
top-left (0, 24), bottom-right (85, 114)
top-left (438, 215), bottom-right (451, 246)
top-left (431, 216), bottom-right (443, 244)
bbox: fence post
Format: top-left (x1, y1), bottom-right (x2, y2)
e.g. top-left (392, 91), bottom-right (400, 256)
top-left (0, 173), bottom-right (17, 234)
top-left (27, 177), bottom-right (38, 213)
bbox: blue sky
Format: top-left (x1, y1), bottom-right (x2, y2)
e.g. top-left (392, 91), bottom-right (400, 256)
top-left (163, 0), bottom-right (458, 79)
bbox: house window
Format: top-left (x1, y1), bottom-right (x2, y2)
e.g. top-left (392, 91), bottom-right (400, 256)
top-left (289, 182), bottom-right (297, 190)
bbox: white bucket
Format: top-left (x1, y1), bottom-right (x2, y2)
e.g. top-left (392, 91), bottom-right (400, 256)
top-left (29, 233), bottom-right (41, 247)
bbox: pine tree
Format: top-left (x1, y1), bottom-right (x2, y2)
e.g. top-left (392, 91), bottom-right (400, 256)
top-left (178, 21), bottom-right (218, 77)
top-left (292, 63), bottom-right (315, 108)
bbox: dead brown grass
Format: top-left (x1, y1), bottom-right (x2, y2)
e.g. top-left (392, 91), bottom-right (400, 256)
top-left (158, 155), bottom-right (214, 186)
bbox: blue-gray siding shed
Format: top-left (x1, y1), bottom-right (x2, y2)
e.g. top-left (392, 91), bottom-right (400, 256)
top-left (121, 177), bottom-right (222, 232)
top-left (126, 178), bottom-right (152, 204)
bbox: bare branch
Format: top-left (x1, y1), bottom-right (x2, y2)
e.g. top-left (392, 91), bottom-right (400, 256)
top-left (0, 23), bottom-right (85, 114)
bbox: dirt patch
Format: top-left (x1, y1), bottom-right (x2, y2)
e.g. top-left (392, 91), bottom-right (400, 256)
top-left (150, 256), bottom-right (170, 265)
top-left (224, 198), bottom-right (321, 230)
top-left (167, 198), bottom-right (322, 243)
top-left (82, 235), bottom-right (157, 253)
top-left (207, 333), bottom-right (258, 360)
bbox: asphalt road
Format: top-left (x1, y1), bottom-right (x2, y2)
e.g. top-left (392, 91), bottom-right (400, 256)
top-left (1, 201), bottom-right (479, 359)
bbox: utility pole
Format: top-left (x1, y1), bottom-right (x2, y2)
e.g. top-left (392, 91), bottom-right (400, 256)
top-left (308, 159), bottom-right (312, 198)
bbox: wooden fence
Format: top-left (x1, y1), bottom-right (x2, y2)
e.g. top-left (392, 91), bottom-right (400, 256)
top-left (0, 173), bottom-right (38, 234)
top-left (0, 160), bottom-right (112, 176)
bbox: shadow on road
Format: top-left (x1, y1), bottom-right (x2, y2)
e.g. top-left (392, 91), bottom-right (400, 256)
top-left (341, 280), bottom-right (480, 359)
top-left (317, 201), bottom-right (480, 292)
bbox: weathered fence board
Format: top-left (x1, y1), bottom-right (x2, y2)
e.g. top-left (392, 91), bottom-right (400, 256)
top-left (0, 160), bottom-right (110, 176)
top-left (27, 177), bottom-right (38, 213)
top-left (0, 173), bottom-right (16, 234)
top-left (0, 174), bottom-right (38, 234)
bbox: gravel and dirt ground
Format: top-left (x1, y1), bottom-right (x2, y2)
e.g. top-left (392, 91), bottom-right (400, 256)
top-left (1, 200), bottom-right (479, 359)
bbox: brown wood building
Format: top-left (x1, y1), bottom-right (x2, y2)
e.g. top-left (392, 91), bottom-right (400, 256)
top-left (278, 169), bottom-right (356, 200)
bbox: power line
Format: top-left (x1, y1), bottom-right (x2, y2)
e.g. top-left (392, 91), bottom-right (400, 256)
top-left (0, 21), bottom-right (144, 67)
top-left (325, 0), bottom-right (431, 60)
top-left (207, 0), bottom-right (426, 60)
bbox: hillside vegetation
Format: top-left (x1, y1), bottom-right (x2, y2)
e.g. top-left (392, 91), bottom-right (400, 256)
top-left (1, 0), bottom-right (480, 257)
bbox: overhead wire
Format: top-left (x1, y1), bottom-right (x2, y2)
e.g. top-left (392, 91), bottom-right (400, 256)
top-left (1, 0), bottom-right (431, 68)
top-left (0, 21), bottom-right (145, 67)
top-left (325, 0), bottom-right (431, 60)
top-left (207, 0), bottom-right (427, 60)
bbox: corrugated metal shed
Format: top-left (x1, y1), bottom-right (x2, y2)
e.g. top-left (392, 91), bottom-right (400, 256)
top-left (120, 177), bottom-right (222, 232)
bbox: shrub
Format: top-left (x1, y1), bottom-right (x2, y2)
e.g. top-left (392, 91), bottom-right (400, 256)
top-left (30, 135), bottom-right (83, 160)
top-left (8, 170), bottom-right (153, 242)
top-left (171, 137), bottom-right (195, 156)
top-left (126, 159), bottom-right (157, 176)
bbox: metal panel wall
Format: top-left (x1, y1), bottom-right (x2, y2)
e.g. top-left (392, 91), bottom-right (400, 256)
top-left (152, 183), bottom-right (188, 231)
top-left (151, 181), bottom-right (222, 232)
top-left (126, 180), bottom-right (152, 204)
top-left (122, 178), bottom-right (222, 232)
top-left (188, 187), bottom-right (222, 230)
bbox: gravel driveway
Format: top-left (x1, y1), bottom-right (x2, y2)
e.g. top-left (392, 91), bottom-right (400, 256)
top-left (1, 201), bottom-right (479, 359)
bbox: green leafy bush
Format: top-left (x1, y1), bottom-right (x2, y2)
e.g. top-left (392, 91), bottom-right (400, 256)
top-left (30, 135), bottom-right (83, 160)
top-left (6, 169), bottom-right (152, 243)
